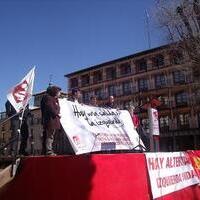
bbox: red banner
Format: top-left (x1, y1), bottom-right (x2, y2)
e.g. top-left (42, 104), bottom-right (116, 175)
top-left (1, 153), bottom-right (200, 200)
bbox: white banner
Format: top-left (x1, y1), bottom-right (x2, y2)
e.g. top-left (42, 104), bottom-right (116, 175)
top-left (7, 67), bottom-right (35, 113)
top-left (145, 152), bottom-right (199, 199)
top-left (148, 108), bottom-right (160, 136)
top-left (59, 99), bottom-right (144, 155)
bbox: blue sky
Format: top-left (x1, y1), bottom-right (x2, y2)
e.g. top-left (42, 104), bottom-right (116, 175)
top-left (0, 0), bottom-right (165, 111)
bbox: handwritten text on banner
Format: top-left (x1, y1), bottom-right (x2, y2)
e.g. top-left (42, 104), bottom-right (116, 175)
top-left (59, 99), bottom-right (144, 154)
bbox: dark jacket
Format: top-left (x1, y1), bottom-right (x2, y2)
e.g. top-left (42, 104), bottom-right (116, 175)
top-left (5, 100), bottom-right (19, 121)
top-left (105, 102), bottom-right (117, 109)
top-left (41, 94), bottom-right (61, 130)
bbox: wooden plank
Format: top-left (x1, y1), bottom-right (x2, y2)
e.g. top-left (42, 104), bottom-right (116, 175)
top-left (0, 165), bottom-right (13, 189)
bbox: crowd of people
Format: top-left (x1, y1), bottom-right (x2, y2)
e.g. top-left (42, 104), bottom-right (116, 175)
top-left (5, 85), bottom-right (145, 156)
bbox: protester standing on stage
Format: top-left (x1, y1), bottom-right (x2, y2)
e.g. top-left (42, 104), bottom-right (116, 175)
top-left (5, 100), bottom-right (19, 156)
top-left (40, 86), bottom-right (61, 155)
top-left (19, 104), bottom-right (31, 156)
top-left (89, 95), bottom-right (98, 107)
top-left (70, 88), bottom-right (82, 103)
top-left (128, 105), bottom-right (150, 151)
top-left (128, 105), bottom-right (140, 129)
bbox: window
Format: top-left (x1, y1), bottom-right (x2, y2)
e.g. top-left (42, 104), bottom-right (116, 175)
top-left (159, 116), bottom-right (169, 128)
top-left (170, 50), bottom-right (183, 65)
top-left (155, 74), bottom-right (166, 88)
top-left (173, 71), bottom-right (185, 84)
top-left (81, 74), bottom-right (90, 86)
top-left (175, 92), bottom-right (188, 106)
top-left (108, 85), bottom-right (116, 96)
top-left (93, 70), bottom-right (102, 83)
top-left (177, 113), bottom-right (189, 128)
top-left (1, 125), bottom-right (5, 132)
top-left (106, 67), bottom-right (116, 80)
top-left (158, 96), bottom-right (169, 106)
top-left (138, 78), bottom-right (148, 91)
top-left (70, 78), bottom-right (78, 88)
top-left (115, 85), bottom-right (122, 96)
top-left (152, 54), bottom-right (164, 67)
top-left (120, 62), bottom-right (131, 76)
top-left (122, 81), bottom-right (132, 95)
top-left (136, 59), bottom-right (147, 72)
top-left (0, 112), bottom-right (6, 120)
top-left (82, 91), bottom-right (90, 103)
top-left (95, 88), bottom-right (103, 100)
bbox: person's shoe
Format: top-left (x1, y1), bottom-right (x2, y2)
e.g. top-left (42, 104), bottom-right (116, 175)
top-left (22, 152), bottom-right (29, 156)
top-left (46, 151), bottom-right (57, 156)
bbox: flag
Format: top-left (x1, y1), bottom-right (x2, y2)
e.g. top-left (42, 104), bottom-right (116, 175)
top-left (7, 67), bottom-right (35, 113)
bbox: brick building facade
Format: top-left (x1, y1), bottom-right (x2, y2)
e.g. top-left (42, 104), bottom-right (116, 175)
top-left (65, 44), bottom-right (200, 151)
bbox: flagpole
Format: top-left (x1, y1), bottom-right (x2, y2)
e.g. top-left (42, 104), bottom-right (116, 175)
top-left (16, 87), bottom-right (34, 157)
top-left (145, 9), bottom-right (151, 49)
top-left (4, 66), bottom-right (35, 176)
top-left (16, 106), bottom-right (25, 157)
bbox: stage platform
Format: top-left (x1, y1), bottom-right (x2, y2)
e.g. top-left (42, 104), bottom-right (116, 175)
top-left (0, 153), bottom-right (200, 200)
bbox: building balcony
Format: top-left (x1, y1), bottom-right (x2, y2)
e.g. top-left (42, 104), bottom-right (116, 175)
top-left (115, 87), bottom-right (138, 97)
top-left (173, 80), bottom-right (186, 85)
top-left (81, 82), bottom-right (90, 87)
top-left (177, 124), bottom-right (190, 130)
top-left (123, 90), bottom-right (133, 96)
top-left (160, 126), bottom-right (170, 133)
top-left (155, 84), bottom-right (167, 89)
top-left (118, 72), bottom-right (132, 78)
top-left (93, 79), bottom-right (102, 84)
top-left (175, 102), bottom-right (188, 107)
top-left (106, 74), bottom-right (117, 80)
top-left (138, 87), bottom-right (148, 92)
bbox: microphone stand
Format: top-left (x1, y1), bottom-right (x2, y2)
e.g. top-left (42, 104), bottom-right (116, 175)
top-left (131, 110), bottom-right (147, 152)
top-left (90, 133), bottom-right (100, 153)
top-left (131, 127), bottom-right (147, 152)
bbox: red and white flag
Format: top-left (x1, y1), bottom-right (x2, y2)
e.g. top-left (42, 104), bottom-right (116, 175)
top-left (7, 67), bottom-right (35, 113)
